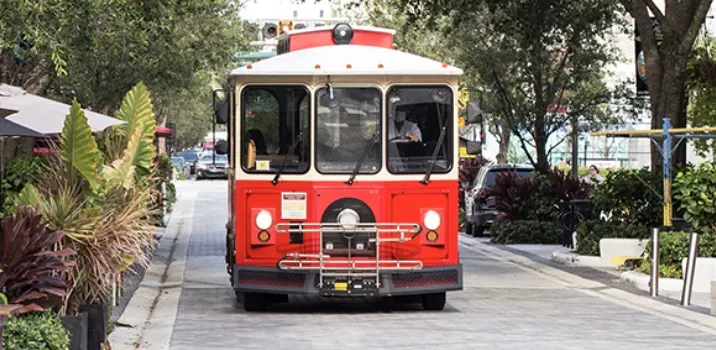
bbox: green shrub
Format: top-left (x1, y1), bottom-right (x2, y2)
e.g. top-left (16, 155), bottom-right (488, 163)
top-left (2, 311), bottom-right (70, 350)
top-left (673, 162), bottom-right (716, 233)
top-left (640, 231), bottom-right (716, 278)
top-left (1, 157), bottom-right (44, 215)
top-left (590, 167), bottom-right (663, 228)
top-left (490, 219), bottom-right (560, 244)
top-left (574, 219), bottom-right (649, 256)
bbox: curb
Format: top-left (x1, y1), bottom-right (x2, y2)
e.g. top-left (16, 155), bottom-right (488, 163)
top-left (550, 251), bottom-right (614, 268)
top-left (459, 236), bottom-right (716, 334)
top-left (108, 191), bottom-right (197, 350)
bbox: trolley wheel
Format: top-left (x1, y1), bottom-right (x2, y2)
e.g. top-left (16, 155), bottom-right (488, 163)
top-left (421, 292), bottom-right (446, 311)
top-left (472, 225), bottom-right (485, 237)
top-left (465, 222), bottom-right (474, 236)
top-left (240, 292), bottom-right (267, 312)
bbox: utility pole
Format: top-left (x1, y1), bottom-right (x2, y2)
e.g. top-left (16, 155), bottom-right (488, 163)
top-left (571, 115), bottom-right (579, 179)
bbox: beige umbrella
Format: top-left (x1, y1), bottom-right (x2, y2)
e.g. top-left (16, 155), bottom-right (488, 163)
top-left (0, 83), bottom-right (126, 134)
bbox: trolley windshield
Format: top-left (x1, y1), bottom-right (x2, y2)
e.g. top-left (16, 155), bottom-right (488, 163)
top-left (240, 85), bottom-right (310, 174)
top-left (315, 87), bottom-right (381, 174)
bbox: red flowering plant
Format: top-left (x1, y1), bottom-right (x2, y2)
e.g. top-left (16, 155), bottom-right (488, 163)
top-left (0, 206), bottom-right (76, 314)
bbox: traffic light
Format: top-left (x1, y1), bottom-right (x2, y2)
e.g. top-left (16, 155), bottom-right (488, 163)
top-left (278, 20), bottom-right (294, 35)
top-left (262, 23), bottom-right (277, 39)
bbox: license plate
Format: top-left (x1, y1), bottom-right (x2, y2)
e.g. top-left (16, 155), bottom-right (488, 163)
top-left (333, 282), bottom-right (348, 291)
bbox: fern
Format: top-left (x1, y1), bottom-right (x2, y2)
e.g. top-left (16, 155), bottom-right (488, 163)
top-left (59, 100), bottom-right (102, 192)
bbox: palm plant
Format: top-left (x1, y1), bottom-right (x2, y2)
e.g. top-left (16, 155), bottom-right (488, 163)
top-left (8, 82), bottom-right (159, 315)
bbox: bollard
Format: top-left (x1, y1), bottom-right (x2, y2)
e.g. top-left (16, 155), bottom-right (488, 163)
top-left (650, 227), bottom-right (659, 297)
top-left (680, 231), bottom-right (700, 306)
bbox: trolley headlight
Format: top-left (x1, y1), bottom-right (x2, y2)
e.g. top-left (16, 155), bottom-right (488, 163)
top-left (423, 210), bottom-right (441, 231)
top-left (337, 208), bottom-right (360, 229)
top-left (255, 210), bottom-right (273, 230)
top-left (332, 23), bottom-right (354, 44)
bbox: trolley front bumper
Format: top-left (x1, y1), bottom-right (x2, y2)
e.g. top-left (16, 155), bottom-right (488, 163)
top-left (232, 264), bottom-right (463, 297)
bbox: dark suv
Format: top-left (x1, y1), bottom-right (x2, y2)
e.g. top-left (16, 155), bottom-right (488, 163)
top-left (464, 164), bottom-right (534, 236)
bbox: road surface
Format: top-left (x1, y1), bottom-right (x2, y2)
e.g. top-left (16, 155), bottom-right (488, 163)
top-left (117, 180), bottom-right (716, 349)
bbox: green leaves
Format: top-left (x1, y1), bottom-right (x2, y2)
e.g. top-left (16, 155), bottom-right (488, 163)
top-left (114, 82), bottom-right (157, 174)
top-left (674, 163), bottom-right (716, 233)
top-left (59, 100), bottom-right (102, 192)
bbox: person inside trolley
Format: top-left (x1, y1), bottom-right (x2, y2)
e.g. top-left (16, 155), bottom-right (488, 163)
top-left (388, 110), bottom-right (422, 143)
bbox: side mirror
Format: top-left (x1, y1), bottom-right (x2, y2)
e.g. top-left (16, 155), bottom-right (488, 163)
top-left (215, 139), bottom-right (229, 155)
top-left (465, 140), bottom-right (481, 155)
top-left (465, 100), bottom-right (482, 124)
top-left (214, 99), bottom-right (228, 125)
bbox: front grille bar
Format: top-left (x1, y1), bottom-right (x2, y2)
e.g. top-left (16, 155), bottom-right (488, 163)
top-left (275, 223), bottom-right (422, 288)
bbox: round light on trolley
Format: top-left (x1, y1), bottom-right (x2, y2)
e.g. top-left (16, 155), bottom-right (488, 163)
top-left (332, 23), bottom-right (354, 45)
top-left (426, 230), bottom-right (439, 242)
top-left (255, 210), bottom-right (273, 230)
top-left (337, 208), bottom-right (360, 229)
top-left (257, 230), bottom-right (271, 243)
top-left (423, 210), bottom-right (441, 231)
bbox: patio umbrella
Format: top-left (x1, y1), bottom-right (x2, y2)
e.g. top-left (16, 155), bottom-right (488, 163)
top-left (0, 83), bottom-right (126, 134)
top-left (0, 116), bottom-right (47, 210)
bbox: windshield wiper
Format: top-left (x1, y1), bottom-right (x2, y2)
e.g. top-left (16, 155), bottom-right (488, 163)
top-left (346, 131), bottom-right (379, 185)
top-left (272, 132), bottom-right (303, 185)
top-left (421, 125), bottom-right (447, 185)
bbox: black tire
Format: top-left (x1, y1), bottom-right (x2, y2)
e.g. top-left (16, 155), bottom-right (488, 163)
top-left (465, 222), bottom-right (474, 236)
top-left (241, 292), bottom-right (267, 312)
top-left (421, 292), bottom-right (446, 311)
top-left (472, 224), bottom-right (485, 237)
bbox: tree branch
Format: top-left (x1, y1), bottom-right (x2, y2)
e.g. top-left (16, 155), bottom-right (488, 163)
top-left (548, 136), bottom-right (567, 156)
top-left (678, 0), bottom-right (713, 57)
top-left (512, 126), bottom-right (537, 166)
top-left (641, 0), bottom-right (665, 23)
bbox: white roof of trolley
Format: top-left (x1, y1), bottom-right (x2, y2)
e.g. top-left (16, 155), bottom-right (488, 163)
top-left (229, 45), bottom-right (463, 77)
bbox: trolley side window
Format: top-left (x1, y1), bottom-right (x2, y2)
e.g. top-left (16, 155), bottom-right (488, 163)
top-left (315, 87), bottom-right (382, 174)
top-left (386, 85), bottom-right (454, 174)
top-left (241, 85), bottom-right (310, 174)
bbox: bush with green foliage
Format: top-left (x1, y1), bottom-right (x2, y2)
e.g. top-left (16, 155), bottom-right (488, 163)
top-left (490, 219), bottom-right (560, 244)
top-left (673, 162), bottom-right (716, 233)
top-left (1, 157), bottom-right (44, 215)
top-left (590, 167), bottom-right (663, 228)
top-left (640, 231), bottom-right (716, 278)
top-left (2, 310), bottom-right (70, 350)
top-left (574, 219), bottom-right (649, 256)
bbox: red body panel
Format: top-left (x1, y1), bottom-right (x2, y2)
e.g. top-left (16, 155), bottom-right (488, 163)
top-left (287, 29), bottom-right (393, 52)
top-left (233, 179), bottom-right (458, 268)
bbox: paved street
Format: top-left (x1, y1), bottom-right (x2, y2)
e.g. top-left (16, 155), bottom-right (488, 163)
top-left (117, 180), bottom-right (716, 349)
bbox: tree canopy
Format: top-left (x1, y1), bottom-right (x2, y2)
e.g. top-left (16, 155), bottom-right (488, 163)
top-left (1, 0), bottom-right (250, 150)
top-left (382, 0), bottom-right (636, 171)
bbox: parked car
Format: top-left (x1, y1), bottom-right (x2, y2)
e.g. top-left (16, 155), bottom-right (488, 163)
top-left (194, 153), bottom-right (228, 180)
top-left (464, 164), bottom-right (535, 236)
top-left (176, 150), bottom-right (199, 177)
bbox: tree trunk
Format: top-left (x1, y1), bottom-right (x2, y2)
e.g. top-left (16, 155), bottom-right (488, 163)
top-left (496, 123), bottom-right (511, 164)
top-left (650, 61), bottom-right (689, 171)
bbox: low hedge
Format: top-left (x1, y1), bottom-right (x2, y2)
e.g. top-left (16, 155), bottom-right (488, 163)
top-left (3, 311), bottom-right (70, 350)
top-left (574, 219), bottom-right (649, 256)
top-left (490, 219), bottom-right (560, 244)
top-left (640, 231), bottom-right (716, 278)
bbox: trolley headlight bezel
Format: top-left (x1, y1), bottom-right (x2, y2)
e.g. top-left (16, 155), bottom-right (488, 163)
top-left (255, 210), bottom-right (273, 230)
top-left (423, 210), bottom-right (441, 231)
top-left (332, 23), bottom-right (354, 45)
top-left (337, 208), bottom-right (360, 229)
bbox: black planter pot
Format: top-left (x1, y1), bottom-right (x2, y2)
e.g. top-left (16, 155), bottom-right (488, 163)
top-left (79, 303), bottom-right (108, 350)
top-left (61, 311), bottom-right (88, 350)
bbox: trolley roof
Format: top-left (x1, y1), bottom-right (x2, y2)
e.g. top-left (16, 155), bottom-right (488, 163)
top-left (229, 44), bottom-right (463, 77)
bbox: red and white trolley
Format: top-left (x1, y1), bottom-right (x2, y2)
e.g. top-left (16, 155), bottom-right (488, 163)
top-left (212, 23), bottom-right (482, 311)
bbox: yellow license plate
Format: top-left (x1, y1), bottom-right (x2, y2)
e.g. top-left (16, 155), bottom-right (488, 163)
top-left (334, 282), bottom-right (348, 291)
